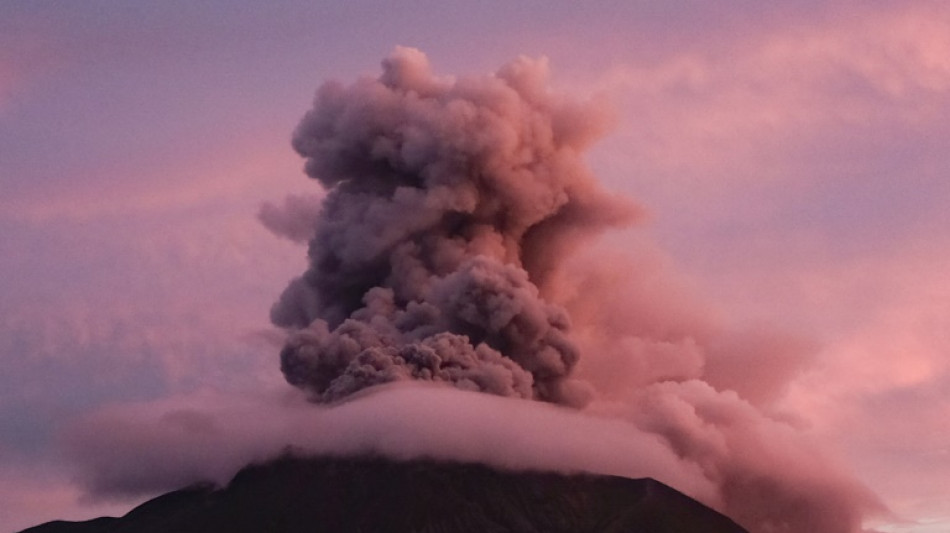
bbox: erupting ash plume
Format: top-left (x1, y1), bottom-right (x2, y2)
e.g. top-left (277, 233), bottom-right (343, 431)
top-left (273, 46), bottom-right (636, 404)
top-left (257, 47), bottom-right (882, 533)
top-left (63, 47), bottom-right (881, 533)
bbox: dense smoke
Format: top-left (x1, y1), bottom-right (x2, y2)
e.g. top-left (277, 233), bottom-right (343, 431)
top-left (272, 46), bottom-right (636, 404)
top-left (62, 48), bottom-right (880, 533)
top-left (258, 48), bottom-right (883, 533)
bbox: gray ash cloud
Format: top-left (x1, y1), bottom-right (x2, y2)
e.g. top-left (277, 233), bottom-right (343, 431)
top-left (271, 47), bottom-right (636, 404)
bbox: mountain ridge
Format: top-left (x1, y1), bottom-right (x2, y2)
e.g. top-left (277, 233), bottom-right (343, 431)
top-left (20, 454), bottom-right (748, 533)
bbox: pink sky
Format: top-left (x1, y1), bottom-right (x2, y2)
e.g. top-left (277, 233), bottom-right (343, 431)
top-left (2, 2), bottom-right (949, 532)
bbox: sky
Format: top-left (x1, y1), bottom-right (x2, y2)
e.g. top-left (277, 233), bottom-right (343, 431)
top-left (1, 1), bottom-right (949, 532)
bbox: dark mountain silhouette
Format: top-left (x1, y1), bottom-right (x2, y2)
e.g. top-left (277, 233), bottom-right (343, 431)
top-left (20, 455), bottom-right (748, 533)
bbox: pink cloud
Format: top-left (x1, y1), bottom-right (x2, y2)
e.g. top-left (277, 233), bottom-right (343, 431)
top-left (61, 381), bottom-right (881, 533)
top-left (60, 385), bottom-right (716, 502)
top-left (585, 3), bottom-right (950, 192)
top-left (779, 238), bottom-right (950, 394)
top-left (684, 225), bottom-right (950, 528)
top-left (597, 380), bottom-right (881, 533)
top-left (553, 245), bottom-right (716, 395)
top-left (550, 245), bottom-right (818, 411)
top-left (546, 9), bottom-right (950, 526)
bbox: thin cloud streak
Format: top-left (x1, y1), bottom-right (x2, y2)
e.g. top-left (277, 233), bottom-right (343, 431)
top-left (60, 385), bottom-right (716, 503)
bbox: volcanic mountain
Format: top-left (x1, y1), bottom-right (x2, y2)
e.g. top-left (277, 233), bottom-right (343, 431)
top-left (21, 454), bottom-right (748, 533)
top-left (23, 47), bottom-right (875, 533)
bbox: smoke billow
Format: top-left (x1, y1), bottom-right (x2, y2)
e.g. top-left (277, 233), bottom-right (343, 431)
top-left (62, 47), bottom-right (881, 533)
top-left (257, 194), bottom-right (324, 244)
top-left (272, 46), bottom-right (636, 404)
top-left (258, 47), bottom-right (883, 533)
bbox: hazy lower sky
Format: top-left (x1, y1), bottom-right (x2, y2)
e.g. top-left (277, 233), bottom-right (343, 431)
top-left (2, 2), bottom-right (949, 532)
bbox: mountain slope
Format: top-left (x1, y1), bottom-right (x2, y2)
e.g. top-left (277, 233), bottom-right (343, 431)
top-left (21, 455), bottom-right (748, 533)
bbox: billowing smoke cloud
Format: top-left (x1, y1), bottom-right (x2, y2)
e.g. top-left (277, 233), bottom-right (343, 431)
top-left (255, 48), bottom-right (884, 532)
top-left (257, 194), bottom-right (324, 244)
top-left (62, 48), bottom-right (883, 533)
top-left (272, 46), bottom-right (636, 404)
top-left (259, 47), bottom-right (883, 532)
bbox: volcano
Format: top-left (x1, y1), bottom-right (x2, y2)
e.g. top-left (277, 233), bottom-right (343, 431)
top-left (21, 455), bottom-right (748, 533)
